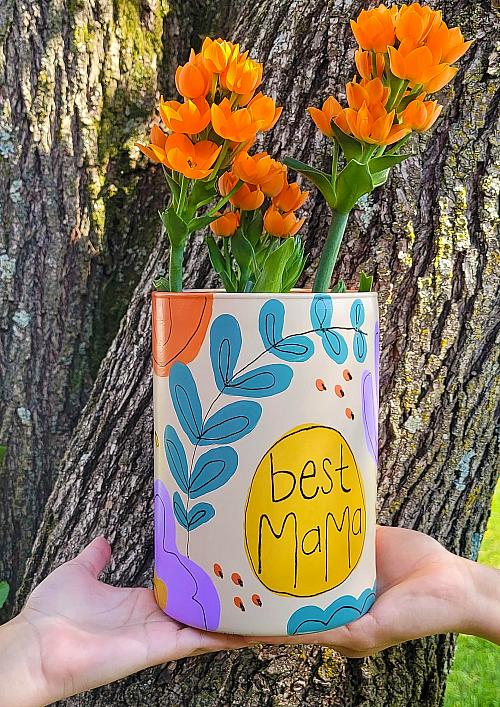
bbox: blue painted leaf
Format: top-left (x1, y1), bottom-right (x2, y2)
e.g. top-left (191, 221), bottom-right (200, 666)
top-left (189, 446), bottom-right (238, 498)
top-left (164, 425), bottom-right (189, 493)
top-left (224, 364), bottom-right (293, 398)
top-left (169, 362), bottom-right (203, 444)
top-left (173, 491), bottom-right (189, 529)
top-left (210, 314), bottom-right (242, 391)
top-left (353, 331), bottom-right (367, 362)
top-left (259, 299), bottom-right (314, 362)
top-left (310, 294), bottom-right (348, 364)
top-left (350, 299), bottom-right (365, 328)
top-left (310, 294), bottom-right (332, 329)
top-left (320, 328), bottom-right (349, 363)
top-left (188, 502), bottom-right (215, 530)
top-left (200, 400), bottom-right (262, 445)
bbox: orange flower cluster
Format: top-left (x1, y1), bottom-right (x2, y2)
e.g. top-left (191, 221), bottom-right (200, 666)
top-left (210, 153), bottom-right (308, 238)
top-left (137, 38), bottom-right (282, 181)
top-left (308, 3), bottom-right (471, 147)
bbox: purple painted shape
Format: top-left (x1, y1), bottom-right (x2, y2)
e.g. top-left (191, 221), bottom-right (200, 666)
top-left (374, 321), bottom-right (380, 410)
top-left (361, 370), bottom-right (378, 463)
top-left (154, 479), bottom-right (220, 630)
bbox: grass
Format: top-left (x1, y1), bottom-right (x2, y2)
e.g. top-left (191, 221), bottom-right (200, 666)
top-left (444, 483), bottom-right (500, 707)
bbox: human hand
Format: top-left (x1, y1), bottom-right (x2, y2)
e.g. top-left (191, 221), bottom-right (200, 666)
top-left (250, 525), bottom-right (500, 657)
top-left (0, 537), bottom-right (247, 707)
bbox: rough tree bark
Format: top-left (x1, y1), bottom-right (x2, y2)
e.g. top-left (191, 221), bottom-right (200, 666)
top-left (0, 0), bottom-right (227, 617)
top-left (7, 0), bottom-right (500, 705)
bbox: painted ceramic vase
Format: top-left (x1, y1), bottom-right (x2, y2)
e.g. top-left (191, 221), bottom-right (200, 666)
top-left (152, 290), bottom-right (379, 636)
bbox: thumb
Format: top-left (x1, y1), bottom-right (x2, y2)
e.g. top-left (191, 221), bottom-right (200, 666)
top-left (72, 536), bottom-right (112, 577)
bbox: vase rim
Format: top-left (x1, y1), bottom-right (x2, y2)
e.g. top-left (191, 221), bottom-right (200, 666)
top-left (152, 289), bottom-right (378, 299)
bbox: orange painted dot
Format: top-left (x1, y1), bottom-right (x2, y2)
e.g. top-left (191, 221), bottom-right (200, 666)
top-left (231, 572), bottom-right (243, 587)
top-left (343, 369), bottom-right (352, 381)
top-left (334, 384), bottom-right (344, 398)
top-left (213, 563), bottom-right (223, 579)
top-left (252, 594), bottom-right (262, 607)
top-left (234, 596), bottom-right (245, 611)
top-left (315, 378), bottom-right (327, 391)
top-left (345, 407), bottom-right (354, 420)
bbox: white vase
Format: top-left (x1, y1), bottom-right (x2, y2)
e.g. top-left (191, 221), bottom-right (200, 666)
top-left (152, 290), bottom-right (379, 636)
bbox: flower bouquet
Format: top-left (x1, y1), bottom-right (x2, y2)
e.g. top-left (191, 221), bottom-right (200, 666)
top-left (139, 4), bottom-right (471, 635)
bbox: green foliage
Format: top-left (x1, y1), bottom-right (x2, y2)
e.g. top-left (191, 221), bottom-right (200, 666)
top-left (0, 445), bottom-right (6, 465)
top-left (358, 271), bottom-right (373, 292)
top-left (444, 483), bottom-right (500, 707)
top-left (0, 581), bottom-right (9, 609)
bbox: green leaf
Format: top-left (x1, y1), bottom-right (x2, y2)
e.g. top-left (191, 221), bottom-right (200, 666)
top-left (0, 445), bottom-right (6, 465)
top-left (371, 169), bottom-right (389, 188)
top-left (163, 171), bottom-right (181, 204)
top-left (359, 271), bottom-right (373, 292)
top-left (332, 280), bottom-right (347, 293)
top-left (369, 154), bottom-right (412, 173)
top-left (284, 157), bottom-right (336, 208)
top-left (231, 229), bottom-right (255, 287)
top-left (160, 207), bottom-right (189, 246)
top-left (331, 123), bottom-right (364, 162)
top-left (252, 238), bottom-right (295, 293)
top-left (245, 210), bottom-right (263, 247)
top-left (0, 581), bottom-right (9, 609)
top-left (153, 276), bottom-right (170, 291)
top-left (205, 236), bottom-right (235, 292)
top-left (187, 213), bottom-right (219, 233)
top-left (334, 160), bottom-right (374, 213)
top-left (282, 239), bottom-right (306, 292)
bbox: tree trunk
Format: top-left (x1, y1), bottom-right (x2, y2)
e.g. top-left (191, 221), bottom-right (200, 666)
top-left (9, 0), bottom-right (500, 705)
top-left (0, 0), bottom-right (226, 617)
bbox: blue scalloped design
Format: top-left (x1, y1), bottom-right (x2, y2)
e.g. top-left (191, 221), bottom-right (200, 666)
top-left (286, 585), bottom-right (376, 635)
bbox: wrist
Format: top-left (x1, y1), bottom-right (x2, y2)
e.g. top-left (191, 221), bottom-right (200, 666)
top-left (0, 613), bottom-right (56, 707)
top-left (460, 556), bottom-right (500, 644)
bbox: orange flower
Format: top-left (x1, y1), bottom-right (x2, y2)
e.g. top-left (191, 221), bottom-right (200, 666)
top-left (210, 209), bottom-right (240, 236)
top-left (218, 172), bottom-right (264, 210)
top-left (388, 43), bottom-right (447, 86)
top-left (346, 77), bottom-right (389, 112)
top-left (355, 49), bottom-right (385, 80)
top-left (218, 170), bottom-right (239, 196)
top-left (395, 3), bottom-right (442, 47)
top-left (162, 133), bottom-right (221, 179)
top-left (264, 205), bottom-right (304, 238)
top-left (222, 55), bottom-right (263, 95)
top-left (136, 124), bottom-right (168, 163)
top-left (273, 181), bottom-right (309, 212)
top-left (211, 98), bottom-right (262, 142)
top-left (307, 96), bottom-right (343, 137)
top-left (175, 50), bottom-right (211, 99)
top-left (343, 103), bottom-right (411, 145)
top-left (426, 22), bottom-right (473, 65)
top-left (247, 93), bottom-right (282, 131)
top-left (400, 96), bottom-right (442, 131)
top-left (201, 37), bottom-right (238, 74)
top-left (424, 65), bottom-right (458, 93)
top-left (232, 151), bottom-right (286, 197)
top-left (350, 5), bottom-right (398, 53)
top-left (159, 98), bottom-right (211, 134)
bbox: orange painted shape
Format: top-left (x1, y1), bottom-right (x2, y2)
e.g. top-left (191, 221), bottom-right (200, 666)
top-left (231, 572), bottom-right (243, 587)
top-left (234, 597), bottom-right (245, 611)
top-left (153, 573), bottom-right (168, 610)
top-left (213, 563), bottom-right (224, 579)
top-left (345, 407), bottom-right (354, 420)
top-left (315, 378), bottom-right (326, 391)
top-left (334, 385), bottom-right (344, 398)
top-left (252, 594), bottom-right (262, 607)
top-left (342, 369), bottom-right (352, 381)
top-left (152, 293), bottom-right (213, 376)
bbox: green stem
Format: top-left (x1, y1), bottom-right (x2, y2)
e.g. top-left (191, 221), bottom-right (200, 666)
top-left (169, 241), bottom-right (184, 292)
top-left (177, 175), bottom-right (188, 215)
top-left (208, 180), bottom-right (243, 215)
top-left (331, 141), bottom-right (339, 196)
top-left (312, 210), bottom-right (350, 293)
top-left (386, 132), bottom-right (413, 155)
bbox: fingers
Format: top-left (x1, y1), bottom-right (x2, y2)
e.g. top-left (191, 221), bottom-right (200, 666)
top-left (188, 630), bottom-right (250, 656)
top-left (72, 536), bottom-right (112, 577)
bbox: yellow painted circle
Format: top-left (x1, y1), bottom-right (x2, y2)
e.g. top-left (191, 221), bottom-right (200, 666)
top-left (245, 424), bottom-right (365, 597)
